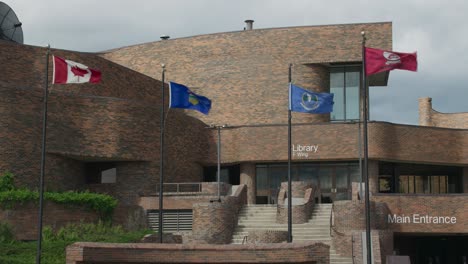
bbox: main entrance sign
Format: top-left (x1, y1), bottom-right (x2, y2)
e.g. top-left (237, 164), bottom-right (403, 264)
top-left (388, 214), bottom-right (457, 224)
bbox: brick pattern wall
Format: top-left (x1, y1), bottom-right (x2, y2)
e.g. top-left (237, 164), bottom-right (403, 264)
top-left (0, 42), bottom-right (210, 205)
top-left (351, 230), bottom-right (393, 264)
top-left (191, 184), bottom-right (247, 244)
top-left (66, 241), bottom-right (330, 264)
top-left (204, 122), bottom-right (468, 166)
top-left (333, 201), bottom-right (390, 231)
top-left (277, 182), bottom-right (315, 224)
top-left (331, 201), bottom-right (390, 257)
top-left (240, 163), bottom-right (256, 204)
top-left (111, 205), bottom-right (147, 231)
top-left (0, 201), bottom-right (100, 240)
top-left (103, 22), bottom-right (392, 126)
top-left (419, 97), bottom-right (468, 129)
top-left (247, 230), bottom-right (288, 244)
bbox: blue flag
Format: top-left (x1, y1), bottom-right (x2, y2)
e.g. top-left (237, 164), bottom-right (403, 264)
top-left (289, 83), bottom-right (334, 114)
top-left (169, 82), bottom-right (212, 115)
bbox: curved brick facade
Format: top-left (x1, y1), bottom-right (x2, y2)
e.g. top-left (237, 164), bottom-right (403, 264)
top-left (0, 41), bottom-right (210, 204)
top-left (1, 23), bottom-right (468, 259)
top-left (102, 22), bottom-right (392, 126)
top-left (419, 97), bottom-right (468, 129)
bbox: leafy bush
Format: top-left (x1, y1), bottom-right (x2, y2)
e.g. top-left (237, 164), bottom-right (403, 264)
top-left (0, 222), bottom-right (152, 264)
top-left (0, 171), bottom-right (15, 192)
top-left (0, 222), bottom-right (14, 243)
top-left (0, 172), bottom-right (117, 217)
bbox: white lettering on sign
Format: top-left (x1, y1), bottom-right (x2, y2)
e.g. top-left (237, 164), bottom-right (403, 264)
top-left (292, 144), bottom-right (318, 158)
top-left (387, 214), bottom-right (456, 224)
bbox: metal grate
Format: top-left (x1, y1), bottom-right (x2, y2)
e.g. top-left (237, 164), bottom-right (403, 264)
top-left (147, 210), bottom-right (192, 232)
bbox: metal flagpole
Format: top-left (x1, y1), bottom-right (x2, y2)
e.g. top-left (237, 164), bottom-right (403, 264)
top-left (287, 63), bottom-right (293, 243)
top-left (215, 125), bottom-right (226, 202)
top-left (36, 44), bottom-right (50, 264)
top-left (158, 64), bottom-right (166, 243)
top-left (361, 31), bottom-right (372, 264)
top-left (217, 125), bottom-right (221, 202)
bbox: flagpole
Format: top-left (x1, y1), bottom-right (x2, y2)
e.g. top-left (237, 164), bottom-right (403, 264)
top-left (361, 31), bottom-right (372, 264)
top-left (36, 44), bottom-right (50, 264)
top-left (287, 63), bottom-right (292, 243)
top-left (158, 64), bottom-right (166, 243)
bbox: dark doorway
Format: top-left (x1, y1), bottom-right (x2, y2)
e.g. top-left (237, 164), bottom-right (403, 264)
top-left (394, 233), bottom-right (468, 264)
top-left (203, 164), bottom-right (240, 185)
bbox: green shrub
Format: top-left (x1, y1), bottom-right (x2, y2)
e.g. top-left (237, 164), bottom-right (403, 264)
top-left (0, 222), bottom-right (14, 243)
top-left (0, 172), bottom-right (117, 218)
top-left (0, 171), bottom-right (15, 192)
top-left (0, 222), bottom-right (152, 264)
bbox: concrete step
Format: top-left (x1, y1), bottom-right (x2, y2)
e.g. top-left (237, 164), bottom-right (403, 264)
top-left (230, 238), bottom-right (332, 244)
top-left (232, 232), bottom-right (330, 237)
top-left (235, 226), bottom-right (330, 231)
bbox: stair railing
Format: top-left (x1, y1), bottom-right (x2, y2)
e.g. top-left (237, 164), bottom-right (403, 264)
top-left (329, 203), bottom-right (334, 237)
top-left (242, 235), bottom-right (248, 245)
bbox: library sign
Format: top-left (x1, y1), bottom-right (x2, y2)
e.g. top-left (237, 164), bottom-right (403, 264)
top-left (387, 214), bottom-right (457, 224)
top-left (292, 144), bottom-right (319, 158)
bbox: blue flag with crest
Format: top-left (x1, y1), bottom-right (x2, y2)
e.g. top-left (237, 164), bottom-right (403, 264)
top-left (289, 83), bottom-right (334, 114)
top-left (169, 82), bottom-right (212, 115)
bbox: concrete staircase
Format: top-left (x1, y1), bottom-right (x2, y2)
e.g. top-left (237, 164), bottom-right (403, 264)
top-left (231, 203), bottom-right (352, 264)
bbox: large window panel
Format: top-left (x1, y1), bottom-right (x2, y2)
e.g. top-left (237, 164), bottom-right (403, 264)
top-left (330, 66), bottom-right (361, 121)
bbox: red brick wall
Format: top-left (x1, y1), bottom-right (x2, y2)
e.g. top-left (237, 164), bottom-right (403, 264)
top-left (277, 182), bottom-right (315, 224)
top-left (102, 22), bottom-right (392, 126)
top-left (191, 185), bottom-right (247, 244)
top-left (247, 230), bottom-right (288, 244)
top-left (66, 241), bottom-right (330, 264)
top-left (351, 230), bottom-right (393, 264)
top-left (205, 122), bottom-right (468, 166)
top-left (331, 201), bottom-right (390, 257)
top-left (0, 201), bottom-right (100, 240)
top-left (419, 97), bottom-right (468, 129)
top-left (333, 201), bottom-right (390, 231)
top-left (0, 42), bottom-right (211, 205)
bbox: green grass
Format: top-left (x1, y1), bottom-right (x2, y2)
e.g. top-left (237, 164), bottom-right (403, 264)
top-left (0, 222), bottom-right (152, 264)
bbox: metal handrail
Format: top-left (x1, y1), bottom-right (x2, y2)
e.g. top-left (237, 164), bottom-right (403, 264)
top-left (329, 203), bottom-right (333, 237)
top-left (242, 235), bottom-right (248, 245)
top-left (157, 182), bottom-right (202, 193)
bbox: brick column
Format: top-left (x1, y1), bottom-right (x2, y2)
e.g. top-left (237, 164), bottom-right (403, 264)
top-left (240, 163), bottom-right (256, 204)
top-left (418, 97), bottom-right (433, 126)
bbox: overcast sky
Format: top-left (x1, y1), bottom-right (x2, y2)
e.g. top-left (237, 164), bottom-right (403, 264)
top-left (6, 0), bottom-right (467, 125)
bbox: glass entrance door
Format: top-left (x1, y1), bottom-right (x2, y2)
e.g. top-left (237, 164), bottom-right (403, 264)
top-left (255, 163), bottom-right (357, 204)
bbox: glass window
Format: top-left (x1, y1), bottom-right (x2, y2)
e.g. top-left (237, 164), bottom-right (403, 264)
top-left (378, 176), bottom-right (392, 193)
top-left (330, 67), bottom-right (361, 121)
top-left (319, 167), bottom-right (332, 190)
top-left (256, 166), bottom-right (268, 193)
top-left (335, 167), bottom-right (349, 189)
top-left (298, 165), bottom-right (319, 186)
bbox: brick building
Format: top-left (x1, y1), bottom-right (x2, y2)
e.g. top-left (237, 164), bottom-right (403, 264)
top-left (1, 21), bottom-right (467, 264)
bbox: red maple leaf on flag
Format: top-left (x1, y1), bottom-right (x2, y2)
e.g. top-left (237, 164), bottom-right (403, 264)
top-left (71, 66), bottom-right (88, 77)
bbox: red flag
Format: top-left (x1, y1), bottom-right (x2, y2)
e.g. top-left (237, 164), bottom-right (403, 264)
top-left (365, 47), bottom-right (417, 76)
top-left (52, 56), bottom-right (101, 84)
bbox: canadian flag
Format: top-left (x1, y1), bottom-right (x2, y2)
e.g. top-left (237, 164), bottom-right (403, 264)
top-left (52, 56), bottom-right (101, 84)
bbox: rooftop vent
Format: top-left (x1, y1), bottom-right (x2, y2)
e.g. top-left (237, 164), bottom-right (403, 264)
top-left (244, 20), bottom-right (254, 30)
